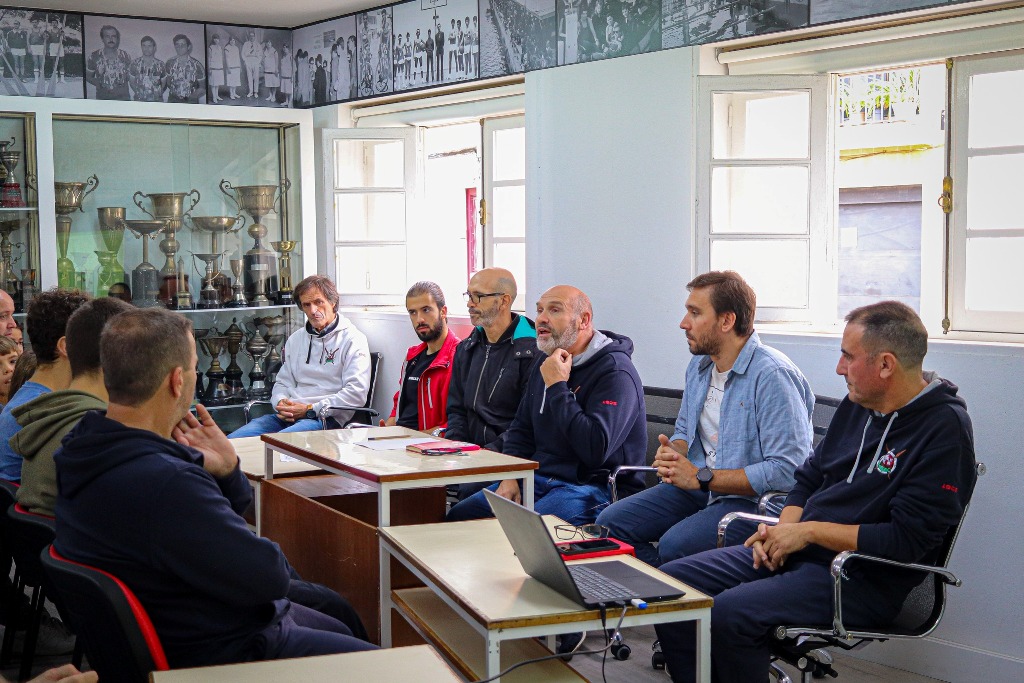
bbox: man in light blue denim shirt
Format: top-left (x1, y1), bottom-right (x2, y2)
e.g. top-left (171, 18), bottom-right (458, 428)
top-left (597, 271), bottom-right (814, 565)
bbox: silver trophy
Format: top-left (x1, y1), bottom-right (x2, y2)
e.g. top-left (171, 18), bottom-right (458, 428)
top-left (55, 175), bottom-right (100, 290)
top-left (133, 189), bottom-right (200, 305)
top-left (220, 179), bottom-right (290, 302)
top-left (122, 219), bottom-right (167, 307)
top-left (243, 322), bottom-right (271, 400)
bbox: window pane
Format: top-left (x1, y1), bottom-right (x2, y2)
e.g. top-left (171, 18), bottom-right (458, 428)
top-left (966, 155), bottom-right (1024, 231)
top-left (333, 139), bottom-right (404, 188)
top-left (711, 166), bottom-right (808, 234)
top-left (492, 185), bottom-right (526, 238)
top-left (334, 192), bottom-right (405, 242)
top-left (968, 70), bottom-right (1024, 149)
top-left (493, 242), bottom-right (525, 309)
top-left (493, 127), bottom-right (525, 181)
top-left (965, 237), bottom-right (1024, 312)
top-left (335, 245), bottom-right (407, 295)
top-left (713, 91), bottom-right (810, 160)
top-left (711, 240), bottom-right (808, 308)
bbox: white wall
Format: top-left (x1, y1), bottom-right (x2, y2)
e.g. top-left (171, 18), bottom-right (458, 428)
top-left (524, 45), bottom-right (1024, 681)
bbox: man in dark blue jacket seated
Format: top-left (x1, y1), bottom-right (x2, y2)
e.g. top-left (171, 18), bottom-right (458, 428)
top-left (446, 284), bottom-right (646, 526)
top-left (54, 308), bottom-right (376, 669)
top-left (653, 301), bottom-right (977, 683)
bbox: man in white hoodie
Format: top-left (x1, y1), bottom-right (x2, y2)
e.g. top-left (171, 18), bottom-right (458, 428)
top-left (228, 275), bottom-right (371, 437)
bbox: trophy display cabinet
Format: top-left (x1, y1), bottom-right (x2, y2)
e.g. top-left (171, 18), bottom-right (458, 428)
top-left (0, 112), bottom-right (40, 317)
top-left (49, 116), bottom-right (306, 423)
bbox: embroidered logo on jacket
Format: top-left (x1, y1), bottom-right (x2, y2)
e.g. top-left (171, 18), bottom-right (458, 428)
top-left (876, 447), bottom-right (906, 475)
top-left (324, 347), bottom-right (340, 364)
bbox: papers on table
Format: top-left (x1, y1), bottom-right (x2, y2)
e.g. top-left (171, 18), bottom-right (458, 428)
top-left (356, 437), bottom-right (435, 451)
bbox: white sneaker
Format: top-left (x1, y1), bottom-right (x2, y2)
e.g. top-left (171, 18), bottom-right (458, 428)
top-left (31, 615), bottom-right (75, 656)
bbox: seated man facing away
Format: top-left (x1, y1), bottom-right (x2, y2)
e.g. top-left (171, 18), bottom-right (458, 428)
top-left (597, 271), bottom-right (813, 565)
top-left (229, 274), bottom-right (371, 437)
top-left (55, 308), bottom-right (376, 668)
top-left (0, 289), bottom-right (91, 482)
top-left (447, 285), bottom-right (645, 526)
top-left (15, 297), bottom-right (133, 516)
top-left (654, 301), bottom-right (977, 683)
top-left (384, 281), bottom-right (460, 433)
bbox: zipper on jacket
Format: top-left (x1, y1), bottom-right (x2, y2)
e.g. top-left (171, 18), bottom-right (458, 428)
top-left (471, 344), bottom-right (491, 411)
top-left (487, 368), bottom-right (505, 403)
top-left (426, 377), bottom-right (434, 409)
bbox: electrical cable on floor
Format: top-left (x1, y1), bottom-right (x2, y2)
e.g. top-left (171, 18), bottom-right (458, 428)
top-left (473, 604), bottom-right (629, 683)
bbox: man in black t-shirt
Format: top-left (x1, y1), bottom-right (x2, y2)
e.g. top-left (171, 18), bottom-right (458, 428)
top-left (385, 282), bottom-right (460, 433)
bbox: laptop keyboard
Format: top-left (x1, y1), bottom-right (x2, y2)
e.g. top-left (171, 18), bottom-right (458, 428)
top-left (567, 564), bottom-right (633, 601)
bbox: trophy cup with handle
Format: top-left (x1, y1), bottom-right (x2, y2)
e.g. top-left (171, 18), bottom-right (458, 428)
top-left (219, 178), bottom-right (290, 303)
top-left (122, 219), bottom-right (167, 307)
top-left (20, 268), bottom-right (36, 312)
top-left (185, 214), bottom-right (245, 304)
top-left (133, 189), bottom-right (200, 305)
top-left (259, 314), bottom-right (286, 387)
top-left (191, 252), bottom-right (228, 309)
top-left (0, 137), bottom-right (25, 208)
top-left (96, 207), bottom-right (128, 296)
top-left (269, 240), bottom-right (298, 305)
top-left (243, 322), bottom-right (271, 400)
top-left (193, 327), bottom-right (210, 402)
top-left (55, 175), bottom-right (100, 290)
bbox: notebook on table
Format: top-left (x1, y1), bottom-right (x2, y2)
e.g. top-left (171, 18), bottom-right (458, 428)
top-left (483, 489), bottom-right (684, 609)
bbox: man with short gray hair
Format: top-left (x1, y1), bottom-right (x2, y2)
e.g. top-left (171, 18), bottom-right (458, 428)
top-left (654, 301), bottom-right (977, 683)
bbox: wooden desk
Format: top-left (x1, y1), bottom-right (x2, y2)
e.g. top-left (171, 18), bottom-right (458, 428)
top-left (380, 517), bottom-right (713, 682)
top-left (231, 436), bottom-right (321, 534)
top-left (261, 426), bottom-right (539, 526)
top-left (149, 644), bottom-right (461, 682)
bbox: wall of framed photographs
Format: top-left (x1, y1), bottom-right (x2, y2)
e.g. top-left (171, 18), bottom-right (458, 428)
top-left (0, 1), bottom-right (975, 109)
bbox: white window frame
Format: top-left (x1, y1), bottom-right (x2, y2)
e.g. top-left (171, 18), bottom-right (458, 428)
top-left (321, 127), bottom-right (418, 306)
top-left (695, 74), bottom-right (834, 325)
top-left (948, 49), bottom-right (1024, 335)
top-left (481, 114), bottom-right (526, 278)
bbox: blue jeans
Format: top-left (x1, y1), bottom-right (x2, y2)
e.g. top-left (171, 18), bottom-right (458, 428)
top-left (254, 602), bottom-right (377, 661)
top-left (228, 414), bottom-right (334, 439)
top-left (446, 475), bottom-right (610, 526)
top-left (596, 483), bottom-right (758, 565)
top-left (654, 545), bottom-right (899, 683)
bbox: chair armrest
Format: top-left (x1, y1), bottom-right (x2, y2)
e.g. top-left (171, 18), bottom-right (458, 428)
top-left (318, 405), bottom-right (381, 429)
top-left (608, 465), bottom-right (657, 502)
top-left (717, 511), bottom-right (780, 548)
top-left (243, 400), bottom-right (273, 422)
top-left (758, 491), bottom-right (789, 516)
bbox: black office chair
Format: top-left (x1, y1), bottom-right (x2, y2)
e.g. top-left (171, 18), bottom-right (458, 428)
top-left (716, 462), bottom-right (985, 683)
top-left (243, 351), bottom-right (382, 428)
top-left (42, 545), bottom-right (169, 683)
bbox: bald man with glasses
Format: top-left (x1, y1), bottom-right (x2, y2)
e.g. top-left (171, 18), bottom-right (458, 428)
top-left (445, 268), bottom-right (537, 499)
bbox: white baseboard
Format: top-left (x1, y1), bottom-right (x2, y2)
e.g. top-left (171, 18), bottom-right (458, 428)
top-left (846, 636), bottom-right (1024, 682)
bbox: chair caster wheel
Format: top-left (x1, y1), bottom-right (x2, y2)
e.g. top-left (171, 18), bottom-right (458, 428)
top-left (611, 642), bottom-right (631, 660)
top-left (652, 650), bottom-right (666, 670)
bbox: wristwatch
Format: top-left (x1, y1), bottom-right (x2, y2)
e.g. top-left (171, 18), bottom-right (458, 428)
top-left (304, 404), bottom-right (316, 420)
top-left (696, 466), bottom-right (714, 493)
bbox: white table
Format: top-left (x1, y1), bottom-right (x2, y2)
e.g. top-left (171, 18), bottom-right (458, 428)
top-left (379, 516), bottom-right (713, 682)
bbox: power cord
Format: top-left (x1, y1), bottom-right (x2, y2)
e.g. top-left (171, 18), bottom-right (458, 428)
top-left (473, 604), bottom-right (630, 683)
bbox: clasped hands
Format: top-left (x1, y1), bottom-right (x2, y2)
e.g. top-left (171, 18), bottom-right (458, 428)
top-left (745, 522), bottom-right (812, 572)
top-left (275, 398), bottom-right (310, 422)
top-left (652, 434), bottom-right (700, 489)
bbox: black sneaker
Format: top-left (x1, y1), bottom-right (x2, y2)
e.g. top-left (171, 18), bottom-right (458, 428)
top-left (556, 631), bottom-right (586, 661)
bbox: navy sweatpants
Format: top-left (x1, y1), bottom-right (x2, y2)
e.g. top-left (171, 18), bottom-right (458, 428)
top-left (654, 545), bottom-right (900, 683)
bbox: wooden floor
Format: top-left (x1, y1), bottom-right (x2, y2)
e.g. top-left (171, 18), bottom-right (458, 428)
top-left (567, 625), bottom-right (947, 683)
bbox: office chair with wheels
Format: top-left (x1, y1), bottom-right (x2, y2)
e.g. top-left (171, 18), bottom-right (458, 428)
top-left (717, 462), bottom-right (984, 683)
top-left (42, 546), bottom-right (169, 683)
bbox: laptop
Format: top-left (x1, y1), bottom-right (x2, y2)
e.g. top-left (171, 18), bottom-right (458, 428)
top-left (484, 489), bottom-right (685, 609)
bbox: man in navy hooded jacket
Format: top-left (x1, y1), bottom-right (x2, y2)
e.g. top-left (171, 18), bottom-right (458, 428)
top-left (653, 301), bottom-right (977, 683)
top-left (54, 308), bottom-right (376, 669)
top-left (447, 285), bottom-right (645, 525)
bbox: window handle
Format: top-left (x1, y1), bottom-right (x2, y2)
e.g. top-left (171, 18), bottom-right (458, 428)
top-left (479, 198), bottom-right (487, 227)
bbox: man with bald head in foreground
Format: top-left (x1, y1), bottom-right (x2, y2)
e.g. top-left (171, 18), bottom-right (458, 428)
top-left (447, 285), bottom-right (646, 525)
top-left (0, 291), bottom-right (17, 338)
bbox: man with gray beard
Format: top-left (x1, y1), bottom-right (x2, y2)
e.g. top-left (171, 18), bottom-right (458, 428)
top-left (446, 284), bottom-right (646, 525)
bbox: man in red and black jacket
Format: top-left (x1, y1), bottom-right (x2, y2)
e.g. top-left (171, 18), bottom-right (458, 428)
top-left (386, 282), bottom-right (460, 433)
